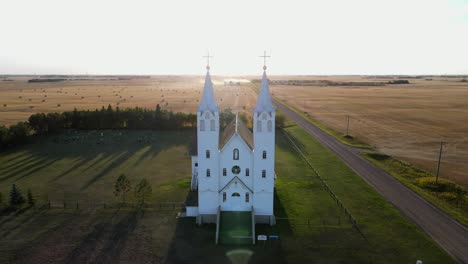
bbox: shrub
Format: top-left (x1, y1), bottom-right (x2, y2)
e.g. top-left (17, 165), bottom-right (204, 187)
top-left (366, 152), bottom-right (390, 161)
top-left (9, 184), bottom-right (25, 208)
top-left (416, 177), bottom-right (465, 193)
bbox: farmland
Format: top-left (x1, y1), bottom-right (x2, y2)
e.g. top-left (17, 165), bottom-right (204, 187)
top-left (1, 74), bottom-right (467, 188)
top-left (270, 76), bottom-right (468, 188)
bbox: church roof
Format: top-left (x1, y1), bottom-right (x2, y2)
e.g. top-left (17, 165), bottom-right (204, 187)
top-left (219, 115), bottom-right (253, 150)
top-left (254, 71), bottom-right (275, 113)
top-left (197, 71), bottom-right (219, 112)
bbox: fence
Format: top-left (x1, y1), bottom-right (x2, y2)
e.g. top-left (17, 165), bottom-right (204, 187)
top-left (281, 129), bottom-right (367, 241)
top-left (45, 201), bottom-right (185, 211)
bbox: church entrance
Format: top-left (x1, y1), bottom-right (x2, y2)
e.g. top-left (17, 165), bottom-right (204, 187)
top-left (221, 190), bottom-right (252, 211)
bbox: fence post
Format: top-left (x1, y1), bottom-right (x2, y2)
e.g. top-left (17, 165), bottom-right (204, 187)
top-left (76, 203), bottom-right (79, 209)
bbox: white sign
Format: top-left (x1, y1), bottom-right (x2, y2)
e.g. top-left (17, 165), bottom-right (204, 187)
top-left (257, 235), bottom-right (267, 241)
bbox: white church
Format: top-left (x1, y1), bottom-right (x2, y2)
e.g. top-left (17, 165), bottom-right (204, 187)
top-left (187, 61), bottom-right (276, 230)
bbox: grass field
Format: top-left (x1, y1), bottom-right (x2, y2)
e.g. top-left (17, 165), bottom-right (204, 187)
top-left (271, 76), bottom-right (468, 188)
top-left (0, 127), bottom-right (453, 263)
top-left (0, 130), bottom-right (192, 204)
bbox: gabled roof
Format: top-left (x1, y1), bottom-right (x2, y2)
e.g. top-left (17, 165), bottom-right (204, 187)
top-left (254, 71), bottom-right (275, 113)
top-left (198, 71), bottom-right (219, 112)
top-left (219, 176), bottom-right (253, 193)
top-left (219, 115), bottom-right (253, 150)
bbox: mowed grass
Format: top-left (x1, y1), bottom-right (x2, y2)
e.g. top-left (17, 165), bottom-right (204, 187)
top-left (281, 125), bottom-right (453, 263)
top-left (0, 126), bottom-right (454, 263)
top-left (0, 130), bottom-right (193, 204)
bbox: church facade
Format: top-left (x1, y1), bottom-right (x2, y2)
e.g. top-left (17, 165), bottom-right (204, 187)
top-left (188, 64), bottom-right (276, 225)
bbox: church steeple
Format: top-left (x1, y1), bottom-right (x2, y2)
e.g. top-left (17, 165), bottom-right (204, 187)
top-left (198, 54), bottom-right (219, 113)
top-left (254, 52), bottom-right (274, 113)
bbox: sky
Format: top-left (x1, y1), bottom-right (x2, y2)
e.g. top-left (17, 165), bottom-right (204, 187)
top-left (0, 0), bottom-right (467, 75)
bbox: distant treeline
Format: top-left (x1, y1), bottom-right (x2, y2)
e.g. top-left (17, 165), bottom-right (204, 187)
top-left (0, 105), bottom-right (238, 150)
top-left (28, 79), bottom-right (66, 83)
top-left (264, 79), bottom-right (410, 86)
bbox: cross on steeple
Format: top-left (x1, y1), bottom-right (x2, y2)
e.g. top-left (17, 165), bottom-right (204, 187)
top-left (260, 51), bottom-right (270, 71)
top-left (203, 51), bottom-right (213, 71)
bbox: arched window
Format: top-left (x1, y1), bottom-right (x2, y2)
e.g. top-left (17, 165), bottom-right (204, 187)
top-left (200, 120), bottom-right (205, 131)
top-left (206, 150), bottom-right (210, 159)
top-left (206, 169), bottom-right (211, 177)
top-left (262, 151), bottom-right (267, 159)
top-left (223, 192), bottom-right (226, 202)
top-left (233, 149), bottom-right (239, 160)
top-left (256, 120), bottom-right (262, 132)
top-left (245, 168), bottom-right (250, 176)
top-left (267, 120), bottom-right (273, 132)
top-left (245, 193), bottom-right (250, 203)
top-left (223, 168), bottom-right (227, 176)
top-left (232, 192), bottom-right (240, 197)
top-left (210, 119), bottom-right (215, 131)
top-left (262, 170), bottom-right (266, 178)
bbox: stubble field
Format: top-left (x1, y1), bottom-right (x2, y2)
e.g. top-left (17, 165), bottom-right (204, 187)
top-left (270, 76), bottom-right (468, 187)
top-left (0, 76), bottom-right (257, 126)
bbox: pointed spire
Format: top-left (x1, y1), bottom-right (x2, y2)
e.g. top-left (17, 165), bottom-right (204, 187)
top-left (198, 69), bottom-right (219, 112)
top-left (254, 66), bottom-right (274, 113)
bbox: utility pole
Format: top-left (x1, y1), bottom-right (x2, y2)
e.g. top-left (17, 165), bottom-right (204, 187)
top-left (346, 115), bottom-right (350, 136)
top-left (436, 141), bottom-right (445, 184)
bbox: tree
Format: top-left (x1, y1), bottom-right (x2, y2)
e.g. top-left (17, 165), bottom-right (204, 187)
top-left (114, 174), bottom-right (132, 204)
top-left (134, 178), bottom-right (152, 205)
top-left (27, 189), bottom-right (35, 207)
top-left (9, 184), bottom-right (25, 208)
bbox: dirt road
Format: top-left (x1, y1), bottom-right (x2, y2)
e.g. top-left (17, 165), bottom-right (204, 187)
top-left (274, 100), bottom-right (468, 263)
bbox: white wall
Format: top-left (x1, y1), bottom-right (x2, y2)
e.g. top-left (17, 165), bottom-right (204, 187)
top-left (219, 135), bottom-right (253, 191)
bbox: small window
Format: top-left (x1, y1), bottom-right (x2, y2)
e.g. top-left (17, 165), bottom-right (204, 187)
top-left (223, 168), bottom-right (227, 176)
top-left (233, 148), bottom-right (239, 160)
top-left (262, 151), bottom-right (267, 159)
top-left (245, 168), bottom-right (250, 176)
top-left (210, 119), bottom-right (215, 131)
top-left (195, 163), bottom-right (198, 167)
top-left (267, 120), bottom-right (273, 132)
top-left (245, 193), bottom-right (250, 203)
top-left (262, 170), bottom-right (266, 178)
top-left (205, 112), bottom-right (211, 119)
top-left (232, 192), bottom-right (240, 197)
top-left (223, 192), bottom-right (226, 202)
top-left (256, 120), bottom-right (262, 132)
top-left (206, 150), bottom-right (210, 159)
top-left (200, 120), bottom-right (205, 131)
top-left (206, 169), bottom-right (211, 177)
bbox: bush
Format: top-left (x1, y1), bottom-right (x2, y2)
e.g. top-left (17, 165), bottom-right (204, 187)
top-left (416, 177), bottom-right (465, 193)
top-left (366, 152), bottom-right (390, 161)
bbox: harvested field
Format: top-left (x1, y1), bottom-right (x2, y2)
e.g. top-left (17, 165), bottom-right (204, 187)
top-left (271, 76), bottom-right (468, 187)
top-left (0, 76), bottom-right (257, 126)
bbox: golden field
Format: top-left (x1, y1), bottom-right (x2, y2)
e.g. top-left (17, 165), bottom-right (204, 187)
top-left (0, 76), bottom-right (257, 125)
top-left (270, 76), bottom-right (468, 187)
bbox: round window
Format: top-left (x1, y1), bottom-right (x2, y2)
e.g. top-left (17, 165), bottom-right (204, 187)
top-left (231, 165), bottom-right (241, 175)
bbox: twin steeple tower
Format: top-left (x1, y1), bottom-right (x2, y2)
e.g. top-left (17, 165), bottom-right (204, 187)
top-left (194, 52), bottom-right (276, 224)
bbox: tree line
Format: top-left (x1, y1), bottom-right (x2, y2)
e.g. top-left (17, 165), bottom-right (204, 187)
top-left (0, 104), bottom-right (284, 151)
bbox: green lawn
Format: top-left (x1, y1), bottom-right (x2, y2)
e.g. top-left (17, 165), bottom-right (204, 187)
top-left (280, 125), bottom-right (453, 263)
top-left (0, 127), bottom-right (455, 263)
top-left (0, 130), bottom-right (192, 205)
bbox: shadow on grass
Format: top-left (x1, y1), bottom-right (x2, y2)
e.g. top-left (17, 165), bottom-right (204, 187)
top-left (164, 190), bottom-right (290, 264)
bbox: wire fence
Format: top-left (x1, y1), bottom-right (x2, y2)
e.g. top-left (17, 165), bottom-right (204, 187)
top-left (43, 201), bottom-right (186, 211)
top-left (281, 129), bottom-right (368, 241)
